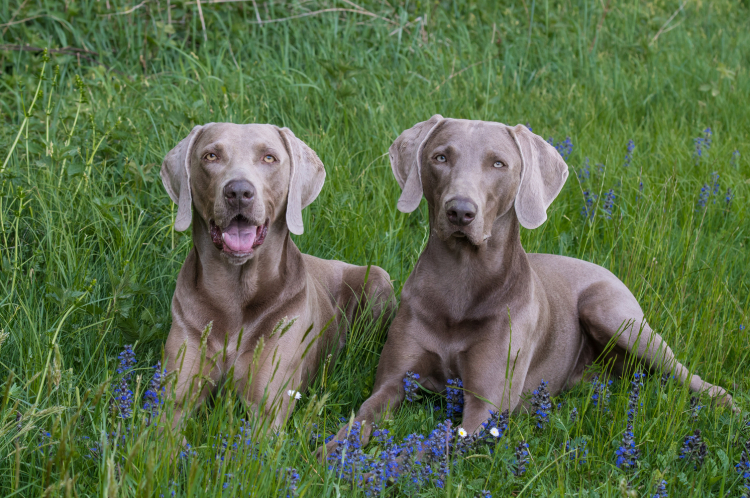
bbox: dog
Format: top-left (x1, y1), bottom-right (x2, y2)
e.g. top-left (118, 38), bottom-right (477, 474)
top-left (160, 122), bottom-right (394, 430)
top-left (323, 115), bottom-right (733, 450)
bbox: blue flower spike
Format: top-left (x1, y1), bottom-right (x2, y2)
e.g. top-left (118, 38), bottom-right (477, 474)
top-left (679, 429), bottom-right (707, 470)
top-left (653, 479), bottom-right (668, 498)
top-left (736, 440), bottom-right (750, 498)
top-left (614, 422), bottom-right (640, 470)
top-left (627, 372), bottom-right (644, 422)
top-left (624, 139), bottom-right (635, 167)
top-left (403, 371), bottom-right (421, 402)
top-left (530, 380), bottom-right (552, 430)
top-left (111, 345), bottom-right (136, 419)
top-left (512, 440), bottom-right (530, 476)
top-left (446, 378), bottom-right (464, 420)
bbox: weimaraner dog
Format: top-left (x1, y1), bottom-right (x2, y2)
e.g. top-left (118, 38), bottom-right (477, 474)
top-left (160, 123), bottom-right (394, 430)
top-left (323, 115), bottom-right (733, 451)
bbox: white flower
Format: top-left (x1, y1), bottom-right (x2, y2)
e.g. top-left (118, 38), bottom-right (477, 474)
top-left (458, 428), bottom-right (468, 438)
top-left (490, 427), bottom-right (500, 438)
top-left (287, 390), bottom-right (302, 400)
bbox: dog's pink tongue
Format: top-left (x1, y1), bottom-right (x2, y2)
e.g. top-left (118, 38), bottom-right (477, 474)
top-left (222, 219), bottom-right (257, 253)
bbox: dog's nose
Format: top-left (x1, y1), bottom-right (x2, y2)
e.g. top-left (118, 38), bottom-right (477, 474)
top-left (445, 198), bottom-right (477, 226)
top-left (223, 179), bottom-right (255, 209)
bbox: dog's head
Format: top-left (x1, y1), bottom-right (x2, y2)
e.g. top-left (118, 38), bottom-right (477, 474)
top-left (389, 116), bottom-right (568, 245)
top-left (161, 123), bottom-right (325, 264)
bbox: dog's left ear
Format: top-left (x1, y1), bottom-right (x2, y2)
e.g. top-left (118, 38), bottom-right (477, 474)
top-left (161, 125), bottom-right (204, 232)
top-left (388, 114), bottom-right (444, 213)
top-left (277, 127), bottom-right (326, 235)
top-left (508, 124), bottom-right (569, 229)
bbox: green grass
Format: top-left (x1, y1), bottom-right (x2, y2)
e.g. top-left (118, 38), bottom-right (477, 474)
top-left (1, 0), bottom-right (749, 496)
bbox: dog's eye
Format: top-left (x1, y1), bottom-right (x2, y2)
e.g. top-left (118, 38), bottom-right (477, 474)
top-left (263, 154), bottom-right (276, 163)
top-left (436, 154), bottom-right (447, 163)
top-left (203, 152), bottom-right (219, 161)
top-left (493, 160), bottom-right (505, 168)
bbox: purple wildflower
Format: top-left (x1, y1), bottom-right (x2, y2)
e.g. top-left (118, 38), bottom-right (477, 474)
top-left (423, 420), bottom-right (454, 488)
top-left (445, 378), bottom-right (464, 420)
top-left (327, 421), bottom-right (368, 484)
top-left (679, 429), bottom-right (707, 469)
top-left (688, 396), bottom-right (703, 423)
top-left (565, 438), bottom-right (588, 464)
top-left (578, 158), bottom-right (591, 182)
top-left (591, 375), bottom-right (612, 409)
top-left (614, 422), bottom-right (639, 470)
top-left (624, 140), bottom-right (635, 167)
top-left (627, 372), bottom-right (644, 422)
top-left (111, 378), bottom-right (134, 419)
top-left (547, 137), bottom-right (573, 162)
top-left (693, 128), bottom-right (712, 164)
top-left (143, 361), bottom-right (165, 425)
top-left (116, 345), bottom-right (136, 377)
top-left (570, 407), bottom-right (578, 423)
top-left (403, 371), bottom-right (420, 402)
top-left (530, 380), bottom-right (551, 430)
top-left (281, 467), bottom-right (300, 497)
top-left (512, 440), bottom-right (529, 476)
top-left (582, 190), bottom-right (597, 220)
top-left (478, 409), bottom-right (509, 445)
top-left (711, 172), bottom-right (720, 197)
top-left (736, 440), bottom-right (750, 498)
top-left (110, 345), bottom-right (137, 419)
top-left (602, 189), bottom-right (615, 219)
top-left (730, 149), bottom-right (740, 169)
top-left (653, 479), bottom-right (668, 498)
top-left (367, 426), bottom-right (400, 494)
top-left (697, 183), bottom-right (710, 209)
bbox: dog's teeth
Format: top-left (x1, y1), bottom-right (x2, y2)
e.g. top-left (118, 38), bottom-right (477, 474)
top-left (221, 233), bottom-right (226, 242)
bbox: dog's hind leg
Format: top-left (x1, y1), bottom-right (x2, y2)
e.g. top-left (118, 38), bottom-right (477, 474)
top-left (341, 265), bottom-right (396, 337)
top-left (577, 278), bottom-right (734, 408)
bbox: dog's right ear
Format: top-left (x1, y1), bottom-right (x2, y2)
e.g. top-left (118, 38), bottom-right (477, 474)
top-left (160, 125), bottom-right (203, 232)
top-left (388, 114), bottom-right (444, 213)
top-left (508, 124), bottom-right (569, 229)
top-left (277, 127), bottom-right (326, 236)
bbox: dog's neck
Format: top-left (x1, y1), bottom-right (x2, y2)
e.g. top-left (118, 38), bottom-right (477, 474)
top-left (422, 209), bottom-right (531, 299)
top-left (191, 215), bottom-right (306, 308)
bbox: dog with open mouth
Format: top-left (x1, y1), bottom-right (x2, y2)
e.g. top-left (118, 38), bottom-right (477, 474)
top-left (320, 115), bottom-right (735, 455)
top-left (160, 123), bottom-right (395, 430)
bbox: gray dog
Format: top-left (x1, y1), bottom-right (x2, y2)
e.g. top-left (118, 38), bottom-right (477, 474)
top-left (160, 123), bottom-right (394, 429)
top-left (323, 115), bottom-right (733, 450)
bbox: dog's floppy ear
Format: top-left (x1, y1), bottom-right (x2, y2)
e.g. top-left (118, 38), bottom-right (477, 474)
top-left (388, 114), bottom-right (444, 213)
top-left (161, 125), bottom-right (204, 232)
top-left (278, 127), bottom-right (326, 235)
top-left (508, 124), bottom-right (569, 229)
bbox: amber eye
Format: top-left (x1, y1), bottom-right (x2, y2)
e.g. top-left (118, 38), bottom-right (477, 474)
top-left (436, 154), bottom-right (447, 163)
top-left (493, 160), bottom-right (504, 168)
top-left (203, 152), bottom-right (219, 161)
top-left (263, 154), bottom-right (276, 163)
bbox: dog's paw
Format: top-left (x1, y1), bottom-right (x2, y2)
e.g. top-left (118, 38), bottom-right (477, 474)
top-left (704, 384), bottom-right (739, 413)
top-left (315, 438), bottom-right (341, 463)
top-left (315, 420), bottom-right (374, 462)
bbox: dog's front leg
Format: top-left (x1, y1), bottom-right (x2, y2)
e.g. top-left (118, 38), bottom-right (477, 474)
top-left (232, 344), bottom-right (304, 434)
top-left (317, 312), bottom-right (432, 460)
top-left (162, 335), bottom-right (223, 433)
top-left (458, 341), bottom-right (531, 434)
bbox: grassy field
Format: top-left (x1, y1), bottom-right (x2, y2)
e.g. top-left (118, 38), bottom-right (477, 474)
top-left (1, 0), bottom-right (749, 496)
